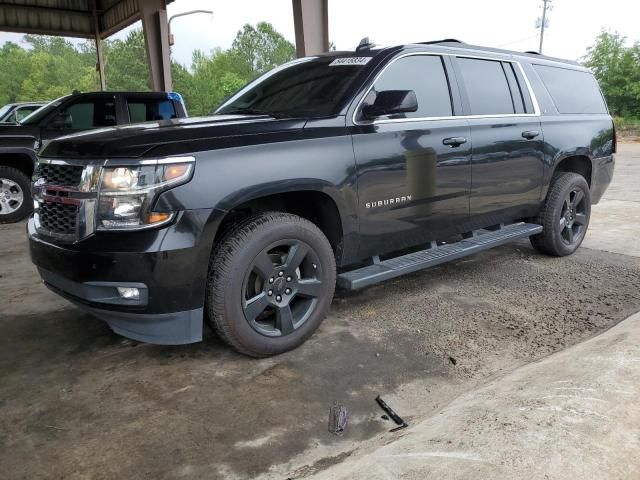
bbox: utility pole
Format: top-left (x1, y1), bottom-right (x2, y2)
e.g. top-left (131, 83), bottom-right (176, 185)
top-left (538, 0), bottom-right (552, 54)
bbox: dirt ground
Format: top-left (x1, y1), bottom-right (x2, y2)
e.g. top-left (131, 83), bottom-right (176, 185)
top-left (1, 145), bottom-right (639, 480)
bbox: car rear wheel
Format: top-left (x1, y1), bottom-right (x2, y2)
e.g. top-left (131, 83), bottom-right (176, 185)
top-left (0, 166), bottom-right (32, 224)
top-left (206, 212), bottom-right (336, 357)
top-left (530, 172), bottom-right (591, 256)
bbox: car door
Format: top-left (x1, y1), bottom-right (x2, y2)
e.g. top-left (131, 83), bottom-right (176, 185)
top-left (40, 96), bottom-right (118, 144)
top-left (351, 53), bottom-right (472, 259)
top-left (452, 56), bottom-right (544, 227)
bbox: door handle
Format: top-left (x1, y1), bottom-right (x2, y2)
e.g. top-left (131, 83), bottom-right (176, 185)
top-left (442, 136), bottom-right (467, 147)
top-left (522, 130), bottom-right (540, 139)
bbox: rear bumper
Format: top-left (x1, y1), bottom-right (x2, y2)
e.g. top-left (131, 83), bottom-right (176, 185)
top-left (591, 154), bottom-right (615, 204)
top-left (28, 208), bottom-right (220, 345)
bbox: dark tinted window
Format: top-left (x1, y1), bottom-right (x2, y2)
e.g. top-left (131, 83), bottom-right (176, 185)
top-left (533, 64), bottom-right (607, 114)
top-left (216, 57), bottom-right (367, 117)
top-left (457, 58), bottom-right (515, 115)
top-left (49, 98), bottom-right (117, 130)
top-left (371, 55), bottom-right (452, 118)
top-left (127, 98), bottom-right (176, 122)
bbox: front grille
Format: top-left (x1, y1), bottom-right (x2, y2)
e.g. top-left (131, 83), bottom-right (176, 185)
top-left (39, 201), bottom-right (78, 235)
top-left (37, 164), bottom-right (83, 187)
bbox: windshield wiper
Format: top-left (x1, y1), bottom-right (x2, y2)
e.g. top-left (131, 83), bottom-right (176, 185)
top-left (221, 107), bottom-right (288, 119)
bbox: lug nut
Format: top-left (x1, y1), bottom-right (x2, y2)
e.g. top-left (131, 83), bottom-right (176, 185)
top-left (269, 277), bottom-right (274, 284)
top-left (286, 276), bottom-right (292, 282)
top-left (285, 288), bottom-right (291, 294)
top-left (268, 290), bottom-right (273, 296)
top-left (278, 271), bottom-right (284, 277)
top-left (312, 264), bottom-right (317, 269)
top-left (276, 295), bottom-right (282, 302)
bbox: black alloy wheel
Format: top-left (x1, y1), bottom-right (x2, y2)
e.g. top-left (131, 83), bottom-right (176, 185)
top-left (242, 239), bottom-right (324, 337)
top-left (206, 211), bottom-right (336, 357)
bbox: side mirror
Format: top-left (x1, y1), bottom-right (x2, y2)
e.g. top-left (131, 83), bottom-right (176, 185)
top-left (362, 90), bottom-right (418, 119)
top-left (49, 113), bottom-right (71, 130)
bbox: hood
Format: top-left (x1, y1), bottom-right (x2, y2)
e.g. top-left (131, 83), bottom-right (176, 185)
top-left (0, 123), bottom-right (40, 149)
top-left (40, 115), bottom-right (308, 159)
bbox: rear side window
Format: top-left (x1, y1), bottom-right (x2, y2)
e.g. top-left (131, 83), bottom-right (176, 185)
top-left (127, 98), bottom-right (176, 123)
top-left (532, 65), bottom-right (607, 114)
top-left (372, 55), bottom-right (453, 118)
top-left (457, 58), bottom-right (515, 115)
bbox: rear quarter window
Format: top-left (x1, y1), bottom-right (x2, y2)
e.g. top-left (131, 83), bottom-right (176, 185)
top-left (127, 98), bottom-right (176, 123)
top-left (532, 64), bottom-right (607, 114)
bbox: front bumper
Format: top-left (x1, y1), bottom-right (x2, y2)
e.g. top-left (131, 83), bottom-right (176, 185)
top-left (28, 208), bottom-right (218, 345)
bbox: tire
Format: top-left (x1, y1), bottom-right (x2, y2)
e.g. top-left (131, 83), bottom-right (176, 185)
top-left (530, 172), bottom-right (591, 256)
top-left (0, 166), bottom-right (32, 224)
top-left (206, 212), bottom-right (336, 357)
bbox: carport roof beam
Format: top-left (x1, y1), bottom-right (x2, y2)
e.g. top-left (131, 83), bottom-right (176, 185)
top-left (0, 0), bottom-right (174, 40)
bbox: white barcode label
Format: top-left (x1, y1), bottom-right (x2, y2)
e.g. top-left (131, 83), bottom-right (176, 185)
top-left (329, 57), bottom-right (372, 66)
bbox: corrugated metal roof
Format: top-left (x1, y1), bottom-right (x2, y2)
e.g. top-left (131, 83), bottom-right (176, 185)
top-left (0, 0), bottom-right (173, 38)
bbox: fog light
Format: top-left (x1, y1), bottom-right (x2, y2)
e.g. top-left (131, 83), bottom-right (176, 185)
top-left (117, 287), bottom-right (140, 300)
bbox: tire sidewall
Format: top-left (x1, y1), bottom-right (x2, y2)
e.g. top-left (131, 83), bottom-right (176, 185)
top-left (0, 167), bottom-right (32, 224)
top-left (547, 174), bottom-right (591, 256)
top-left (212, 218), bottom-right (335, 356)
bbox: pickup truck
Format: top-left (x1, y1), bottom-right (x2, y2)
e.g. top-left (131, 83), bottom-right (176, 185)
top-left (0, 91), bottom-right (187, 223)
top-left (28, 40), bottom-right (615, 357)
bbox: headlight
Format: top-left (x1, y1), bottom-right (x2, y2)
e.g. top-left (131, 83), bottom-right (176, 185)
top-left (97, 161), bottom-right (193, 230)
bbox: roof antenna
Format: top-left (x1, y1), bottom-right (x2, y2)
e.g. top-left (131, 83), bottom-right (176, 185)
top-left (356, 37), bottom-right (374, 52)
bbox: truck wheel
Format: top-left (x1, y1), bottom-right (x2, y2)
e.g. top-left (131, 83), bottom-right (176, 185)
top-left (0, 166), bottom-right (32, 224)
top-left (206, 212), bottom-right (336, 357)
top-left (530, 172), bottom-right (591, 256)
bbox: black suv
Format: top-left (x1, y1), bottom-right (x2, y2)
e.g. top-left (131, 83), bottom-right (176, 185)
top-left (0, 91), bottom-right (187, 224)
top-left (28, 41), bottom-right (615, 357)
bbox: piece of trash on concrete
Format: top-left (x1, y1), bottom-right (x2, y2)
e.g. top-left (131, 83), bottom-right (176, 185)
top-left (381, 414), bottom-right (390, 421)
top-left (375, 395), bottom-right (408, 432)
top-left (328, 403), bottom-right (349, 435)
top-left (448, 356), bottom-right (457, 365)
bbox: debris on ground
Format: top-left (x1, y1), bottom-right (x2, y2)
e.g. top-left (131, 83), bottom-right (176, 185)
top-left (328, 403), bottom-right (349, 435)
top-left (375, 395), bottom-right (408, 432)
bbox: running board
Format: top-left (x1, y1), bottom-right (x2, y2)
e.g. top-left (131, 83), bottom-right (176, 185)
top-left (337, 223), bottom-right (543, 290)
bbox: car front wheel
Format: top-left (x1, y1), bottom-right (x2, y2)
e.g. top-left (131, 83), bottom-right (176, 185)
top-left (206, 212), bottom-right (336, 357)
top-left (0, 166), bottom-right (32, 224)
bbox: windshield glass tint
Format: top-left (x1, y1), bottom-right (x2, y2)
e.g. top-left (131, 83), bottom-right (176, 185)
top-left (215, 57), bottom-right (369, 118)
top-left (20, 96), bottom-right (69, 125)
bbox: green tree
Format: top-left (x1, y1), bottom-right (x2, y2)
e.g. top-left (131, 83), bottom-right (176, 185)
top-left (0, 21), bottom-right (295, 117)
top-left (102, 29), bottom-right (150, 91)
top-left (228, 22), bottom-right (296, 79)
top-left (583, 31), bottom-right (640, 117)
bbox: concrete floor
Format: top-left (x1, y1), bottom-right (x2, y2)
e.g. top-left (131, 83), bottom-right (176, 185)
top-left (0, 143), bottom-right (639, 480)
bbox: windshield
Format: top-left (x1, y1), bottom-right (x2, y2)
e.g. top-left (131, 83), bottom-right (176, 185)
top-left (0, 104), bottom-right (13, 120)
top-left (215, 56), bottom-right (371, 118)
top-left (20, 96), bottom-right (69, 125)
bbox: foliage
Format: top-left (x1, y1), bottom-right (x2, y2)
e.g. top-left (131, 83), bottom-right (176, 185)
top-left (583, 31), bottom-right (640, 118)
top-left (0, 22), bottom-right (295, 116)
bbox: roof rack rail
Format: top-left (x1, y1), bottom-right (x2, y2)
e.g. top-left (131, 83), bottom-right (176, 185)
top-left (524, 50), bottom-right (541, 55)
top-left (419, 39), bottom-right (465, 45)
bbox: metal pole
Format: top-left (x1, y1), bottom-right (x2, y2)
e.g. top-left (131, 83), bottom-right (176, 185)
top-left (538, 0), bottom-right (550, 54)
top-left (168, 10), bottom-right (213, 46)
top-left (91, 0), bottom-right (105, 90)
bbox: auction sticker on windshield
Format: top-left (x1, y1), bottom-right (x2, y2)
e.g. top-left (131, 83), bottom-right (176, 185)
top-left (329, 57), bottom-right (372, 66)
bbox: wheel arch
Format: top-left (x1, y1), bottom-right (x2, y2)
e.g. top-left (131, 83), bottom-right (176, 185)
top-left (0, 149), bottom-right (37, 178)
top-left (212, 180), bottom-right (355, 265)
top-left (552, 154), bottom-right (593, 187)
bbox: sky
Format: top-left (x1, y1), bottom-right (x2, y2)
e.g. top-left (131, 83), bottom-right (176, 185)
top-left (0, 0), bottom-right (638, 67)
